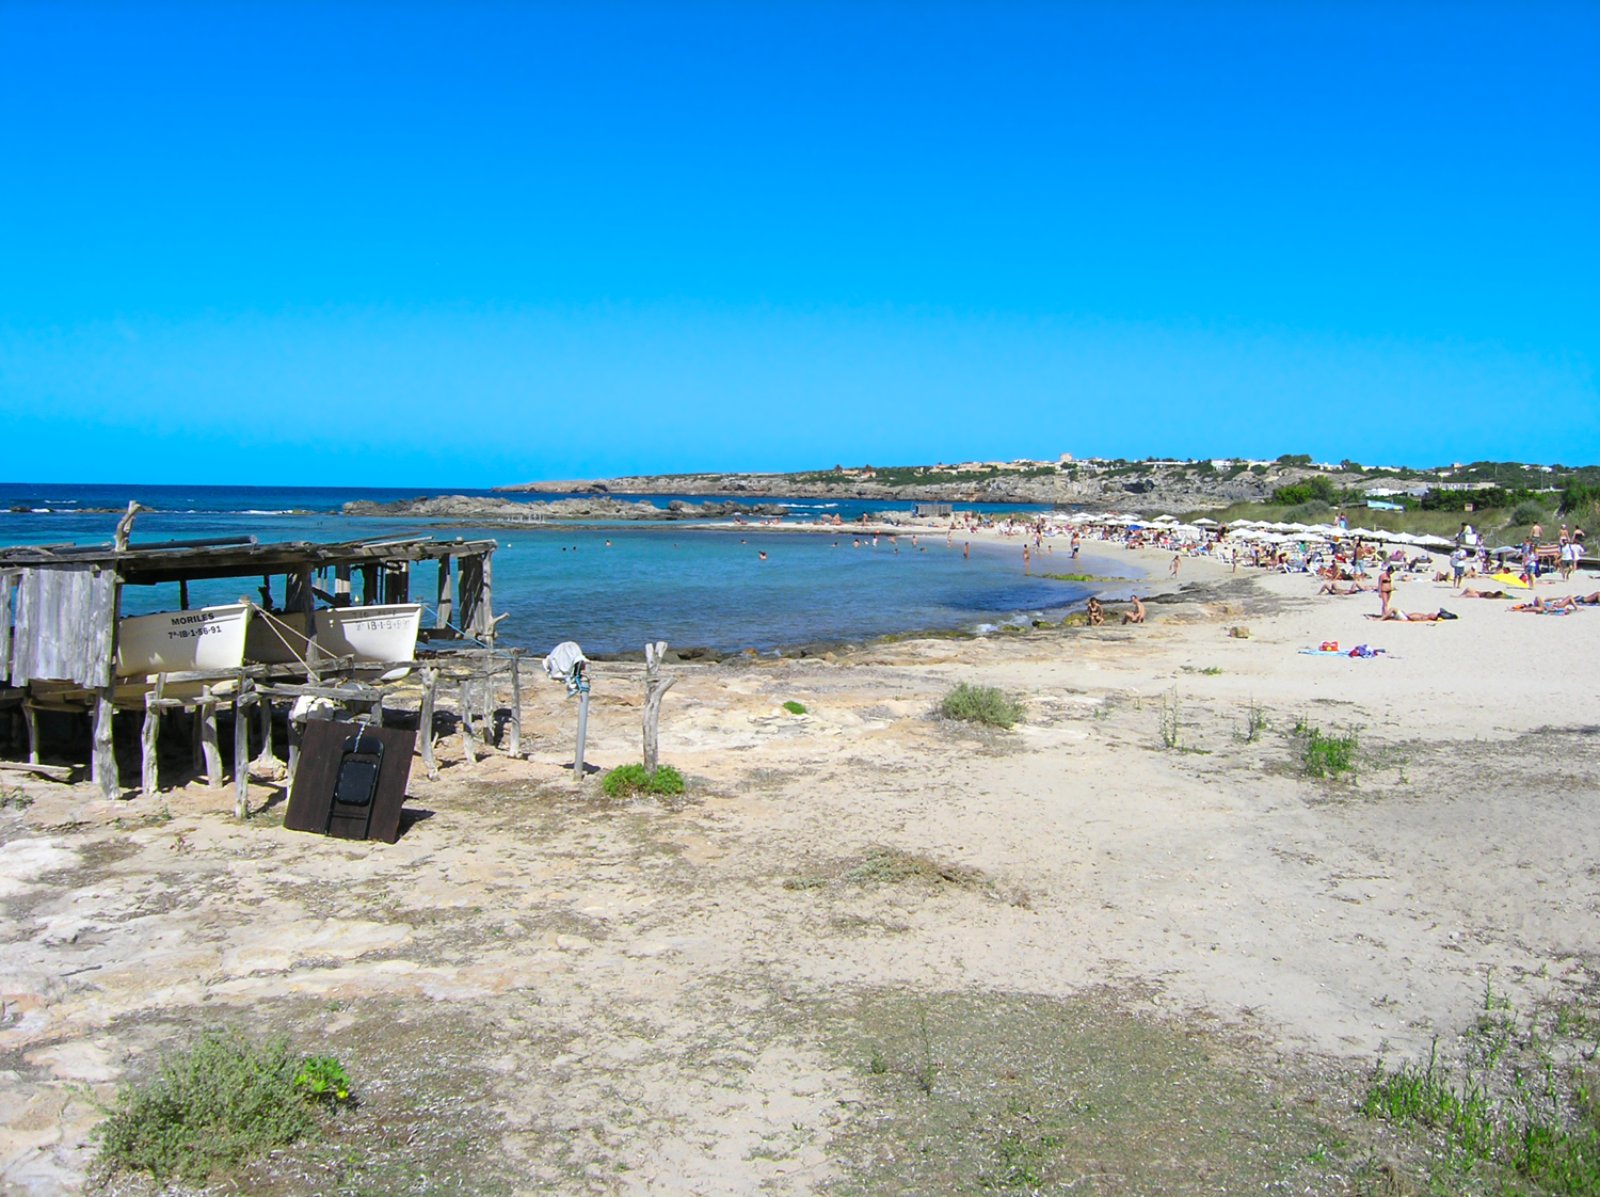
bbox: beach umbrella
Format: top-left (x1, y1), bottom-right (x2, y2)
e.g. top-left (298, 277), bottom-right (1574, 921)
top-left (1193, 517), bottom-right (1218, 526)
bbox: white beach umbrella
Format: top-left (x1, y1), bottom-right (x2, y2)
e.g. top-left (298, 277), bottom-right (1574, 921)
top-left (1193, 517), bottom-right (1218, 526)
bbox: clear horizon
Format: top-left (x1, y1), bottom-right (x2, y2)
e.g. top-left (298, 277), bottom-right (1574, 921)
top-left (2, 2), bottom-right (1595, 486)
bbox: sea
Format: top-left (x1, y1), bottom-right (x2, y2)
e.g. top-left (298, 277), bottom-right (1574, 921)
top-left (0, 483), bottom-right (1126, 655)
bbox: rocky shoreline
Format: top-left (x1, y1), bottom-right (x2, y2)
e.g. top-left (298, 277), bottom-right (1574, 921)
top-left (340, 495), bottom-right (794, 523)
top-left (492, 462), bottom-right (1309, 511)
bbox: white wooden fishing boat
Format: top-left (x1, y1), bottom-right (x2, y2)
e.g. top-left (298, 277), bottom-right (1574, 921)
top-left (115, 603), bottom-right (253, 678)
top-left (246, 603), bottom-right (423, 680)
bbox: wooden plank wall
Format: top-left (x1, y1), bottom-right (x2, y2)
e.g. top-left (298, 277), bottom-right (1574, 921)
top-left (457, 554), bottom-right (490, 641)
top-left (0, 573), bottom-right (12, 683)
top-left (9, 566), bottom-right (117, 686)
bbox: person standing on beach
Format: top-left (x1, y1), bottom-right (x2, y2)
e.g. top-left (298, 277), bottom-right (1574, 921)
top-left (963, 542), bottom-right (970, 560)
top-left (1378, 566), bottom-right (1394, 618)
top-left (1169, 555), bottom-right (1180, 577)
top-left (1022, 544), bottom-right (1031, 574)
top-left (1450, 548), bottom-right (1467, 588)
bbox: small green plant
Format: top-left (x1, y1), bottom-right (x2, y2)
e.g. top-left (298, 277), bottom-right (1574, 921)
top-left (939, 683), bottom-right (1024, 729)
top-left (781, 700), bottom-right (807, 715)
top-left (0, 787), bottom-right (33, 810)
top-left (1199, 665), bottom-right (1224, 676)
top-left (1238, 698), bottom-right (1268, 743)
top-left (1297, 724), bottom-right (1358, 778)
top-left (293, 1056), bottom-right (351, 1104)
top-left (601, 763), bottom-right (686, 797)
top-left (1158, 689), bottom-right (1182, 749)
top-left (91, 1030), bottom-right (346, 1184)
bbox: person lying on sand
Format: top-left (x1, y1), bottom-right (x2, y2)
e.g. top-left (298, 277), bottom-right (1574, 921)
top-left (1086, 596), bottom-right (1105, 626)
top-left (1367, 609), bottom-right (1458, 622)
top-left (1122, 595), bottom-right (1146, 625)
top-left (1318, 582), bottom-right (1371, 595)
top-left (1510, 596), bottom-right (1577, 613)
top-left (1460, 588), bottom-right (1511, 599)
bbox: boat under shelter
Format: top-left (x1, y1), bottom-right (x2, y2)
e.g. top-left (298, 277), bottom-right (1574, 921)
top-left (0, 520), bottom-right (513, 805)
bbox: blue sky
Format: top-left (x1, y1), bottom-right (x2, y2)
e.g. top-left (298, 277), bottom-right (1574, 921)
top-left (2, 1), bottom-right (1595, 486)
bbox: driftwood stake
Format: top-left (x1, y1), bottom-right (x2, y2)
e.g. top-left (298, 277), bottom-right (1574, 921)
top-left (419, 666), bottom-right (439, 780)
top-left (507, 652), bottom-right (523, 758)
top-left (234, 679), bottom-right (255, 819)
top-left (24, 702), bottom-right (40, 766)
top-left (642, 641), bottom-right (677, 774)
top-left (93, 688), bottom-right (118, 800)
top-left (140, 677), bottom-right (164, 800)
top-left (459, 681), bottom-right (479, 767)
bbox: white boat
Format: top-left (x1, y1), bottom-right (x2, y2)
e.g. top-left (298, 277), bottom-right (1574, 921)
top-left (115, 603), bottom-right (253, 678)
top-left (246, 603), bottom-right (423, 680)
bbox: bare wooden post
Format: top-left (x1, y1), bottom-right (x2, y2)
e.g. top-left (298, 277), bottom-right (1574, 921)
top-left (507, 652), bottom-right (523, 758)
top-left (290, 568), bottom-right (320, 682)
top-left (459, 679), bottom-right (479, 767)
top-left (234, 678), bottom-right (255, 819)
top-left (198, 691), bottom-right (223, 787)
top-left (140, 675), bottom-right (165, 799)
top-left (642, 641), bottom-right (677, 774)
top-left (24, 701), bottom-right (40, 765)
top-left (93, 565), bottom-right (121, 800)
top-left (251, 691), bottom-right (278, 775)
top-left (419, 666), bottom-right (439, 779)
top-left (92, 688), bottom-right (118, 800)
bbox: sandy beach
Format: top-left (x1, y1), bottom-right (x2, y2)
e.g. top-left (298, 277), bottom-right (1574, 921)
top-left (3, 544), bottom-right (1598, 1194)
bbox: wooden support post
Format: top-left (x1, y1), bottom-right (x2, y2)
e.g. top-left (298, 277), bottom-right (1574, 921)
top-left (507, 652), bottom-right (523, 759)
top-left (295, 568), bottom-right (321, 682)
top-left (234, 679), bottom-right (255, 819)
top-left (178, 579), bottom-right (189, 610)
top-left (642, 641), bottom-right (677, 774)
top-left (24, 701), bottom-right (40, 765)
top-left (198, 692), bottom-right (223, 787)
top-left (140, 676), bottom-right (165, 800)
top-left (419, 666), bottom-right (439, 779)
top-left (333, 565), bottom-right (351, 606)
top-left (480, 554), bottom-right (495, 647)
top-left (436, 558), bottom-right (453, 630)
top-left (252, 693), bottom-right (279, 776)
top-left (360, 564), bottom-right (379, 606)
top-left (459, 680), bottom-right (478, 767)
top-left (93, 687), bottom-right (118, 800)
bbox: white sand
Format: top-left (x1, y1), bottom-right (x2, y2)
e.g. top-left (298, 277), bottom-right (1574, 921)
top-left (2, 550), bottom-right (1597, 1192)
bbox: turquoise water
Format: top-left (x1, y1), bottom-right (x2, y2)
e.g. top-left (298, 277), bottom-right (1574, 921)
top-left (0, 483), bottom-right (1109, 654)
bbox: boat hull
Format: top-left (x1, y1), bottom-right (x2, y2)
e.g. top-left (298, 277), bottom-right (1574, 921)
top-left (245, 604), bottom-right (423, 679)
top-left (115, 603), bottom-right (252, 678)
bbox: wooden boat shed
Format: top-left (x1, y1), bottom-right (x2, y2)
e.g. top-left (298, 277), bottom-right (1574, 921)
top-left (0, 531), bottom-right (501, 802)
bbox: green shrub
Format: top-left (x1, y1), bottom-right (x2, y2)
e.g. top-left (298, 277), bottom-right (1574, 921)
top-left (1512, 500), bottom-right (1548, 526)
top-left (782, 700), bottom-right (807, 715)
top-left (939, 684), bottom-right (1024, 729)
top-left (92, 1030), bottom-right (346, 1184)
top-left (601, 763), bottom-right (686, 797)
top-left (1294, 723), bottom-right (1358, 778)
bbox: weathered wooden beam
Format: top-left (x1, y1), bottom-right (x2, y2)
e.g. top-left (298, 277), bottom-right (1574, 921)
top-left (0, 759), bottom-right (71, 781)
